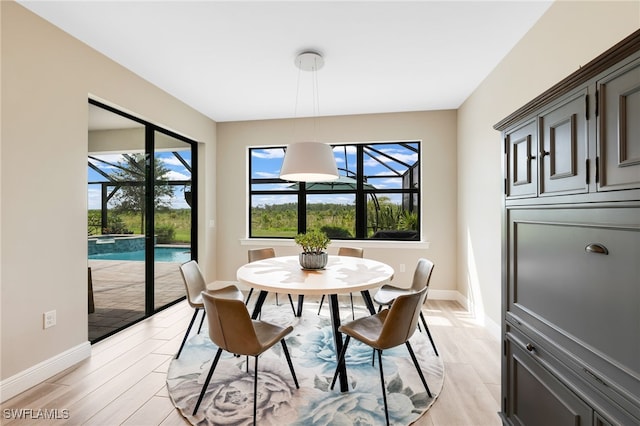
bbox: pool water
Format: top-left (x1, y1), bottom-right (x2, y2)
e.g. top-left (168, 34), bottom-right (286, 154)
top-left (88, 247), bottom-right (191, 263)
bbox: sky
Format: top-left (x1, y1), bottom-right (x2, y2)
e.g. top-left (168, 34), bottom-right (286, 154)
top-left (87, 142), bottom-right (418, 210)
top-left (87, 151), bottom-right (192, 210)
top-left (250, 142), bottom-right (419, 207)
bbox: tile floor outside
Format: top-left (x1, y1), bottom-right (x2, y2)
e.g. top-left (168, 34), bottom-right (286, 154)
top-left (88, 260), bottom-right (185, 341)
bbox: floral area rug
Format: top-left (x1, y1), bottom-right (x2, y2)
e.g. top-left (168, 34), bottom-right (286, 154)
top-left (167, 296), bottom-right (444, 426)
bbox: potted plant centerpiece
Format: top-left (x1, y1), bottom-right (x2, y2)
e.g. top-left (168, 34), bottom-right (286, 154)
top-left (294, 229), bottom-right (331, 269)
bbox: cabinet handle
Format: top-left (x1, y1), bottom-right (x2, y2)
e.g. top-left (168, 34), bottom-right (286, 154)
top-left (585, 243), bottom-right (609, 255)
top-left (525, 343), bottom-right (535, 352)
top-left (541, 150), bottom-right (550, 157)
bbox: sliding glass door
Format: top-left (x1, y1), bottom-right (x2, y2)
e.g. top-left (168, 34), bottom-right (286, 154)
top-left (87, 101), bottom-right (197, 343)
top-left (153, 131), bottom-right (194, 311)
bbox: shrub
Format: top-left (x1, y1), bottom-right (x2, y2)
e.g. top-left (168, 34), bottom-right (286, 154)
top-left (320, 225), bottom-right (352, 238)
top-left (155, 224), bottom-right (176, 244)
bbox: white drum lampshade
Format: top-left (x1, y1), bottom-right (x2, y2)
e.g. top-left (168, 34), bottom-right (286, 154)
top-left (280, 141), bottom-right (339, 182)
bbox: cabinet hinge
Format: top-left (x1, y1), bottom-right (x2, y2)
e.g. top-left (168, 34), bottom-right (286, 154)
top-left (595, 89), bottom-right (599, 118)
top-left (585, 94), bottom-right (589, 120)
top-left (504, 137), bottom-right (508, 154)
top-left (503, 340), bottom-right (507, 356)
top-left (504, 178), bottom-right (507, 195)
top-left (585, 158), bottom-right (590, 185)
top-left (595, 156), bottom-right (600, 183)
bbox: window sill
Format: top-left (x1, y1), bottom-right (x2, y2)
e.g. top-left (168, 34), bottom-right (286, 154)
top-left (240, 238), bottom-right (430, 250)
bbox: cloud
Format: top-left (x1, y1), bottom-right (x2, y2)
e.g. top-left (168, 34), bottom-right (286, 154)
top-left (252, 149), bottom-right (285, 159)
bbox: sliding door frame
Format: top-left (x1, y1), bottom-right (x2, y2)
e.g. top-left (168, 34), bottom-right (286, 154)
top-left (89, 98), bottom-right (198, 318)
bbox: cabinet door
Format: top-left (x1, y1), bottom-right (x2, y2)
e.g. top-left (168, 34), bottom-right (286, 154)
top-left (506, 119), bottom-right (538, 198)
top-left (598, 56), bottom-right (640, 191)
top-left (539, 90), bottom-right (589, 196)
top-left (505, 332), bottom-right (592, 426)
top-left (506, 206), bottom-right (640, 408)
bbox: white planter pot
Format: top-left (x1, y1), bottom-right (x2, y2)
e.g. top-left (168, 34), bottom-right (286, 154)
top-left (299, 252), bottom-right (328, 269)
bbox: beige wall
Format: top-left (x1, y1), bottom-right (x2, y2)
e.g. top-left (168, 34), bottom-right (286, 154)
top-left (216, 111), bottom-right (458, 295)
top-left (0, 1), bottom-right (217, 386)
top-left (457, 1), bottom-right (639, 328)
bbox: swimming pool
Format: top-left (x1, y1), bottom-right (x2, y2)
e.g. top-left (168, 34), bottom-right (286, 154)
top-left (88, 246), bottom-right (191, 263)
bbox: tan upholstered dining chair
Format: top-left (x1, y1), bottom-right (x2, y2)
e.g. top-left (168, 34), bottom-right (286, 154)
top-left (192, 285), bottom-right (299, 425)
top-left (317, 246), bottom-right (364, 319)
top-left (373, 257), bottom-right (439, 356)
top-left (245, 247), bottom-right (296, 315)
top-left (330, 286), bottom-right (432, 426)
top-left (176, 260), bottom-right (242, 359)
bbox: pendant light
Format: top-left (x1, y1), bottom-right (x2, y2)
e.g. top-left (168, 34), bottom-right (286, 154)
top-left (280, 51), bottom-right (339, 183)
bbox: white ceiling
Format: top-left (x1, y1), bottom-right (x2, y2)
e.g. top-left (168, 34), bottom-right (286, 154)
top-left (19, 1), bottom-right (553, 123)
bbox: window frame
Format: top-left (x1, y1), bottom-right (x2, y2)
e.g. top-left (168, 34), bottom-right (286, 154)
top-left (248, 141), bottom-right (420, 241)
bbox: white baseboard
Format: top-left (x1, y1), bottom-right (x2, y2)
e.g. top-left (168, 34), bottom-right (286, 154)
top-left (0, 341), bottom-right (91, 403)
top-left (429, 289), bottom-right (467, 306)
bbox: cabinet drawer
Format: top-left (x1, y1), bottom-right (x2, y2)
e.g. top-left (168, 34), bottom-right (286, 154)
top-left (505, 324), bottom-right (640, 426)
top-left (506, 205), bottom-right (640, 408)
top-left (504, 327), bottom-right (592, 426)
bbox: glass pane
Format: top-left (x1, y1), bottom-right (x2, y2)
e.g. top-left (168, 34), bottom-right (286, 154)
top-left (87, 104), bottom-right (146, 342)
top-left (367, 193), bottom-right (418, 240)
top-left (363, 143), bottom-right (419, 190)
top-left (306, 193), bottom-right (356, 238)
top-left (154, 132), bottom-right (193, 311)
top-left (251, 147), bottom-right (286, 179)
top-left (251, 182), bottom-right (294, 191)
top-left (251, 194), bottom-right (298, 237)
top-left (332, 145), bottom-right (358, 181)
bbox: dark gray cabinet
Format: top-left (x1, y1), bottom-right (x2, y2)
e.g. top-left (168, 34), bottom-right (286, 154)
top-left (496, 30), bottom-right (640, 426)
top-left (538, 88), bottom-right (589, 196)
top-left (598, 58), bottom-right (640, 192)
top-left (505, 119), bottom-right (538, 198)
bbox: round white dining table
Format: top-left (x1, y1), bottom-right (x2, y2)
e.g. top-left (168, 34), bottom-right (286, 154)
top-left (236, 254), bottom-right (394, 392)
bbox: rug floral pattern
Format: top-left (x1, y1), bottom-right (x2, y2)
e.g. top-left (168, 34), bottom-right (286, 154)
top-left (167, 299), bottom-right (444, 426)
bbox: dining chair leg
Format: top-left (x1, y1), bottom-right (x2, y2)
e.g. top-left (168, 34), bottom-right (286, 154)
top-left (244, 287), bottom-right (254, 305)
top-left (377, 349), bottom-right (390, 426)
top-left (197, 309), bottom-right (206, 333)
top-left (193, 348), bottom-right (223, 415)
top-left (281, 339), bottom-right (299, 388)
top-left (287, 294), bottom-right (296, 316)
top-left (405, 341), bottom-right (432, 397)
top-left (420, 312), bottom-right (439, 356)
top-left (176, 308), bottom-right (199, 359)
top-left (330, 335), bottom-right (351, 390)
top-left (349, 293), bottom-right (355, 320)
top-left (253, 356), bottom-right (259, 426)
top-left (317, 295), bottom-right (325, 315)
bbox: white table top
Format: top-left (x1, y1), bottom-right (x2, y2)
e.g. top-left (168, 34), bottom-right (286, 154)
top-left (236, 255), bottom-right (394, 296)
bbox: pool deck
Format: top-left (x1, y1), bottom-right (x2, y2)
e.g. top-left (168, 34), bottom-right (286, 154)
top-left (88, 259), bottom-right (185, 341)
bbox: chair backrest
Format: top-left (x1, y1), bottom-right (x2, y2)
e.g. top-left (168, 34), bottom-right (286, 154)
top-left (201, 290), bottom-right (262, 356)
top-left (248, 247), bottom-right (276, 263)
top-left (179, 260), bottom-right (207, 307)
top-left (338, 247), bottom-right (364, 258)
top-left (410, 258), bottom-right (435, 292)
top-left (377, 286), bottom-right (428, 349)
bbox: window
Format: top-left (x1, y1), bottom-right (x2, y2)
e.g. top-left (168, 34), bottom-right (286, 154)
top-left (249, 141), bottom-right (420, 240)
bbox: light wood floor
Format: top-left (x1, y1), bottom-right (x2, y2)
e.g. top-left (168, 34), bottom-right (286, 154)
top-left (1, 297), bottom-right (501, 426)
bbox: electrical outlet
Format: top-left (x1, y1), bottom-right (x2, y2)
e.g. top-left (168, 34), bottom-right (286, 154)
top-left (43, 310), bottom-right (56, 329)
top-left (399, 263), bottom-right (406, 273)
